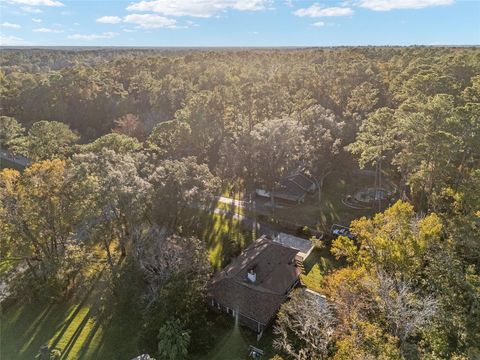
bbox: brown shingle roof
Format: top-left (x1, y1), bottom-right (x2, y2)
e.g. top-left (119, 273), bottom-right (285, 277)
top-left (208, 237), bottom-right (301, 325)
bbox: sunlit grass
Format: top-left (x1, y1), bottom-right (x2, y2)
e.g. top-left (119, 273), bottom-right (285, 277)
top-left (1, 266), bottom-right (139, 360)
top-left (202, 212), bottom-right (251, 270)
top-left (300, 249), bottom-right (337, 293)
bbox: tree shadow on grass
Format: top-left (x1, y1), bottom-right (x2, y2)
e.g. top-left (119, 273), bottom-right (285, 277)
top-left (1, 300), bottom-right (73, 359)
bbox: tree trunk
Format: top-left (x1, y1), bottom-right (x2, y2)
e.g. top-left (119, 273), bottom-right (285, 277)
top-left (104, 238), bottom-right (116, 276)
top-left (270, 188), bottom-right (275, 220)
top-left (25, 257), bottom-right (39, 279)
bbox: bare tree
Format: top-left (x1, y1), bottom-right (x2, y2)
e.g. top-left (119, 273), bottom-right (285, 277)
top-left (372, 270), bottom-right (437, 354)
top-left (273, 289), bottom-right (337, 360)
top-left (135, 228), bottom-right (210, 298)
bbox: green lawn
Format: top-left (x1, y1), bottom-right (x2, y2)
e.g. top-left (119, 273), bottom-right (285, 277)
top-left (183, 209), bottom-right (253, 271)
top-left (1, 270), bottom-right (140, 360)
top-left (273, 173), bottom-right (377, 231)
top-left (300, 248), bottom-right (341, 293)
top-left (199, 313), bottom-right (276, 360)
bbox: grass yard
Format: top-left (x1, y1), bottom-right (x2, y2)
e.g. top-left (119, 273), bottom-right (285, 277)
top-left (300, 248), bottom-right (341, 293)
top-left (0, 270), bottom-right (141, 360)
top-left (272, 172), bottom-right (377, 231)
top-left (199, 313), bottom-right (276, 360)
top-left (184, 209), bottom-right (253, 271)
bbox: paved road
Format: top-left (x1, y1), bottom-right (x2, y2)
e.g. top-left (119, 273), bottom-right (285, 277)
top-left (0, 150), bottom-right (29, 168)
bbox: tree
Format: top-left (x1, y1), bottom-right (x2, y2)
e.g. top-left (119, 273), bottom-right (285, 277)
top-left (0, 160), bottom-right (90, 289)
top-left (274, 288), bottom-right (336, 360)
top-left (145, 120), bottom-right (192, 161)
top-left (250, 117), bottom-right (306, 217)
top-left (332, 200), bottom-right (442, 277)
top-left (347, 108), bottom-right (397, 210)
top-left (80, 133), bottom-right (141, 155)
top-left (0, 116), bottom-right (24, 149)
top-left (372, 271), bottom-right (437, 356)
top-left (301, 105), bottom-right (344, 204)
top-left (140, 272), bottom-right (211, 357)
top-left (175, 90), bottom-right (226, 165)
top-left (14, 120), bottom-right (79, 161)
top-left (71, 149), bottom-right (151, 263)
top-left (137, 232), bottom-right (211, 296)
top-left (148, 157), bottom-right (220, 228)
top-left (113, 114), bottom-right (146, 141)
top-left (157, 319), bottom-right (190, 360)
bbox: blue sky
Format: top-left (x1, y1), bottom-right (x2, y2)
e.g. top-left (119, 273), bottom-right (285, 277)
top-left (0, 0), bottom-right (479, 46)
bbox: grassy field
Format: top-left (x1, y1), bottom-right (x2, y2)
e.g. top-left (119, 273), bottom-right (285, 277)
top-left (1, 210), bottom-right (252, 360)
top-left (1, 270), bottom-right (141, 360)
top-left (199, 313), bottom-right (276, 360)
top-left (185, 209), bottom-right (253, 271)
top-left (272, 172), bottom-right (378, 231)
top-left (300, 248), bottom-right (341, 293)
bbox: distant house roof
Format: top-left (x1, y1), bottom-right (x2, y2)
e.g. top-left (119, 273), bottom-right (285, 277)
top-left (275, 172), bottom-right (317, 202)
top-left (274, 233), bottom-right (314, 261)
top-left (208, 237), bottom-right (301, 325)
top-left (285, 173), bottom-right (316, 191)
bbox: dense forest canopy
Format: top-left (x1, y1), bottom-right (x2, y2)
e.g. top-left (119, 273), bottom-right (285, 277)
top-left (0, 47), bottom-right (479, 360)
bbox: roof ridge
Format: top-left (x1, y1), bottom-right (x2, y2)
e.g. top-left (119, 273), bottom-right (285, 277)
top-left (222, 238), bottom-right (271, 279)
top-left (234, 278), bottom-right (284, 295)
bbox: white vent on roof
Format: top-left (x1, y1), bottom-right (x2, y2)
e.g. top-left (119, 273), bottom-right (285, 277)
top-left (247, 269), bottom-right (256, 283)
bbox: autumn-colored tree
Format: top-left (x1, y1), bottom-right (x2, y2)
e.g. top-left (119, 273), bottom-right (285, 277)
top-left (113, 114), bottom-right (146, 141)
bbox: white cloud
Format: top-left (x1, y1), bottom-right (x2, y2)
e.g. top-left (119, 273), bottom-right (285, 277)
top-left (126, 0), bottom-right (272, 18)
top-left (123, 28), bottom-right (137, 32)
top-left (8, 0), bottom-right (63, 6)
top-left (97, 16), bottom-right (122, 24)
top-left (0, 34), bottom-right (26, 45)
top-left (294, 4), bottom-right (353, 17)
top-left (186, 20), bottom-right (199, 27)
top-left (68, 32), bottom-right (118, 40)
top-left (1, 22), bottom-right (21, 29)
top-left (311, 21), bottom-right (325, 27)
top-left (124, 14), bottom-right (177, 28)
top-left (33, 27), bottom-right (63, 32)
top-left (359, 0), bottom-right (454, 11)
top-left (21, 6), bottom-right (42, 13)
top-left (32, 18), bottom-right (42, 22)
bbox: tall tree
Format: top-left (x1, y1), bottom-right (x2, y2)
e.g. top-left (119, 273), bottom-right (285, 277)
top-left (274, 289), bottom-right (336, 360)
top-left (14, 120), bottom-right (79, 161)
top-left (0, 160), bottom-right (90, 285)
top-left (250, 117), bottom-right (306, 217)
top-left (72, 149), bottom-right (150, 262)
top-left (0, 116), bottom-right (24, 149)
top-left (148, 157), bottom-right (220, 228)
top-left (347, 108), bottom-right (397, 209)
top-left (113, 114), bottom-right (146, 141)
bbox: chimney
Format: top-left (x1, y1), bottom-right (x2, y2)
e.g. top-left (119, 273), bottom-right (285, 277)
top-left (247, 268), bottom-right (256, 283)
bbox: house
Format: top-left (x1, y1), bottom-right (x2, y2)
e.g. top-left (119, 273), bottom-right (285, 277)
top-left (255, 172), bottom-right (317, 204)
top-left (208, 235), bottom-right (313, 335)
top-left (273, 232), bottom-right (315, 262)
